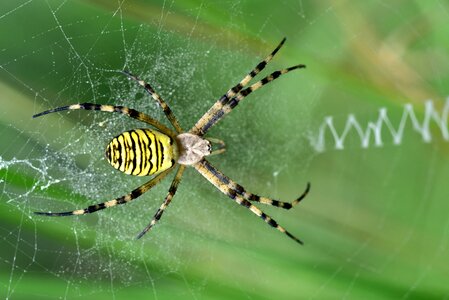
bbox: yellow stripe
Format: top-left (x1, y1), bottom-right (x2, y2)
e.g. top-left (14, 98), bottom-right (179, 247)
top-left (122, 132), bottom-right (131, 173)
top-left (124, 132), bottom-right (136, 175)
top-left (156, 135), bottom-right (163, 168)
top-left (118, 135), bottom-right (126, 173)
top-left (138, 130), bottom-right (151, 175)
top-left (148, 131), bottom-right (158, 174)
top-left (100, 105), bottom-right (115, 112)
top-left (109, 139), bottom-right (116, 169)
top-left (131, 131), bottom-right (142, 175)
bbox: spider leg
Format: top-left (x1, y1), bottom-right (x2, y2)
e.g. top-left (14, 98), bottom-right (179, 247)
top-left (194, 159), bottom-right (304, 244)
top-left (34, 168), bottom-right (172, 217)
top-left (191, 64), bottom-right (305, 137)
top-left (196, 159), bottom-right (310, 209)
top-left (121, 70), bottom-right (183, 133)
top-left (206, 137), bottom-right (226, 156)
top-left (136, 165), bottom-right (185, 239)
top-left (190, 38), bottom-right (287, 136)
top-left (33, 103), bottom-right (177, 138)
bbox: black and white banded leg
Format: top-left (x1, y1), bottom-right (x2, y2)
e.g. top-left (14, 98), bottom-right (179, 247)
top-left (33, 103), bottom-right (177, 138)
top-left (136, 165), bottom-right (185, 239)
top-left (34, 168), bottom-right (173, 217)
top-left (194, 159), bottom-right (305, 244)
top-left (195, 159), bottom-right (310, 209)
top-left (192, 64), bottom-right (305, 135)
top-left (122, 70), bottom-right (183, 133)
top-left (190, 38), bottom-right (287, 136)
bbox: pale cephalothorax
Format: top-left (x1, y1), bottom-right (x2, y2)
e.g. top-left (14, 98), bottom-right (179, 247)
top-left (33, 38), bottom-right (310, 244)
top-left (176, 133), bottom-right (211, 165)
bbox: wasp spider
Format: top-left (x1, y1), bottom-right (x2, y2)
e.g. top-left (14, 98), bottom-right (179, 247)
top-left (34, 38), bottom-right (310, 244)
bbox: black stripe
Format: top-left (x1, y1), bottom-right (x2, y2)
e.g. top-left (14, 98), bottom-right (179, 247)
top-left (254, 61), bottom-right (266, 73)
top-left (120, 134), bottom-right (127, 171)
top-left (128, 108), bottom-right (139, 118)
top-left (143, 131), bottom-right (154, 173)
top-left (231, 84), bottom-right (243, 94)
top-left (106, 144), bottom-right (111, 162)
top-left (116, 195), bottom-right (127, 205)
top-left (240, 88), bottom-right (251, 97)
top-left (202, 161), bottom-right (229, 185)
top-left (136, 130), bottom-right (146, 174)
top-left (202, 110), bottom-right (224, 133)
top-left (240, 199), bottom-right (251, 208)
top-left (32, 105), bottom-right (71, 118)
top-left (154, 209), bottom-right (163, 220)
top-left (115, 138), bottom-right (122, 167)
top-left (227, 189), bottom-right (236, 199)
top-left (87, 203), bottom-right (106, 213)
top-left (271, 200), bottom-right (281, 207)
top-left (159, 140), bottom-right (165, 167)
top-left (218, 95), bottom-right (228, 105)
top-left (228, 98), bottom-right (239, 109)
top-left (249, 194), bottom-right (260, 201)
top-left (153, 132), bottom-right (160, 171)
top-left (234, 184), bottom-right (244, 195)
top-left (110, 143), bottom-right (115, 163)
top-left (267, 218), bottom-right (278, 228)
top-left (126, 133), bottom-right (133, 171)
top-left (168, 184), bottom-right (177, 194)
top-left (123, 133), bottom-right (131, 172)
top-left (272, 70), bottom-right (281, 79)
top-left (129, 131), bottom-right (138, 174)
top-left (287, 64), bottom-right (305, 71)
top-left (261, 77), bottom-right (269, 85)
top-left (165, 106), bottom-right (172, 115)
top-left (80, 103), bottom-right (99, 111)
top-left (144, 83), bottom-right (156, 94)
top-left (282, 202), bottom-right (292, 209)
top-left (130, 188), bottom-right (143, 200)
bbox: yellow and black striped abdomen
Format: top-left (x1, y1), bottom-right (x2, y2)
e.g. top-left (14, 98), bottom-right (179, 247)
top-left (105, 129), bottom-right (177, 176)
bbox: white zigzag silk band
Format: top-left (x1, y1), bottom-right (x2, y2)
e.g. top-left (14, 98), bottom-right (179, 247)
top-left (309, 98), bottom-right (449, 152)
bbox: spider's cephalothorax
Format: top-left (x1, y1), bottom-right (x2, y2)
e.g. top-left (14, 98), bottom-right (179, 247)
top-left (33, 38), bottom-right (311, 245)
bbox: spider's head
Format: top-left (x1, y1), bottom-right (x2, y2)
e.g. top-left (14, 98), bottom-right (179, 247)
top-left (176, 133), bottom-right (211, 165)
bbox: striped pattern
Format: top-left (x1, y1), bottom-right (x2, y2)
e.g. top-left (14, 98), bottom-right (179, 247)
top-left (122, 70), bottom-right (183, 133)
top-left (33, 41), bottom-right (311, 244)
top-left (194, 158), bottom-right (310, 209)
top-left (191, 38), bottom-right (287, 136)
top-left (33, 168), bottom-right (173, 217)
top-left (106, 129), bottom-right (177, 176)
top-left (32, 102), bottom-right (177, 138)
top-left (195, 64), bottom-right (306, 135)
top-left (194, 159), bottom-right (305, 245)
top-left (136, 165), bottom-right (186, 239)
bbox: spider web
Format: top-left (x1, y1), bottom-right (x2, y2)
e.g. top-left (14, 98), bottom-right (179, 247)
top-left (1, 1), bottom-right (449, 299)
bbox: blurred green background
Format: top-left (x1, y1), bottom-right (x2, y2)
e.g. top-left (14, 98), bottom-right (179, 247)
top-left (1, 0), bottom-right (449, 299)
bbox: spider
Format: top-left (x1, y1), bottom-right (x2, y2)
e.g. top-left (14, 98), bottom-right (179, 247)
top-left (33, 38), bottom-right (310, 244)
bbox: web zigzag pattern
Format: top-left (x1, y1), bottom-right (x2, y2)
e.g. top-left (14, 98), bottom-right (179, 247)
top-left (309, 98), bottom-right (449, 152)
